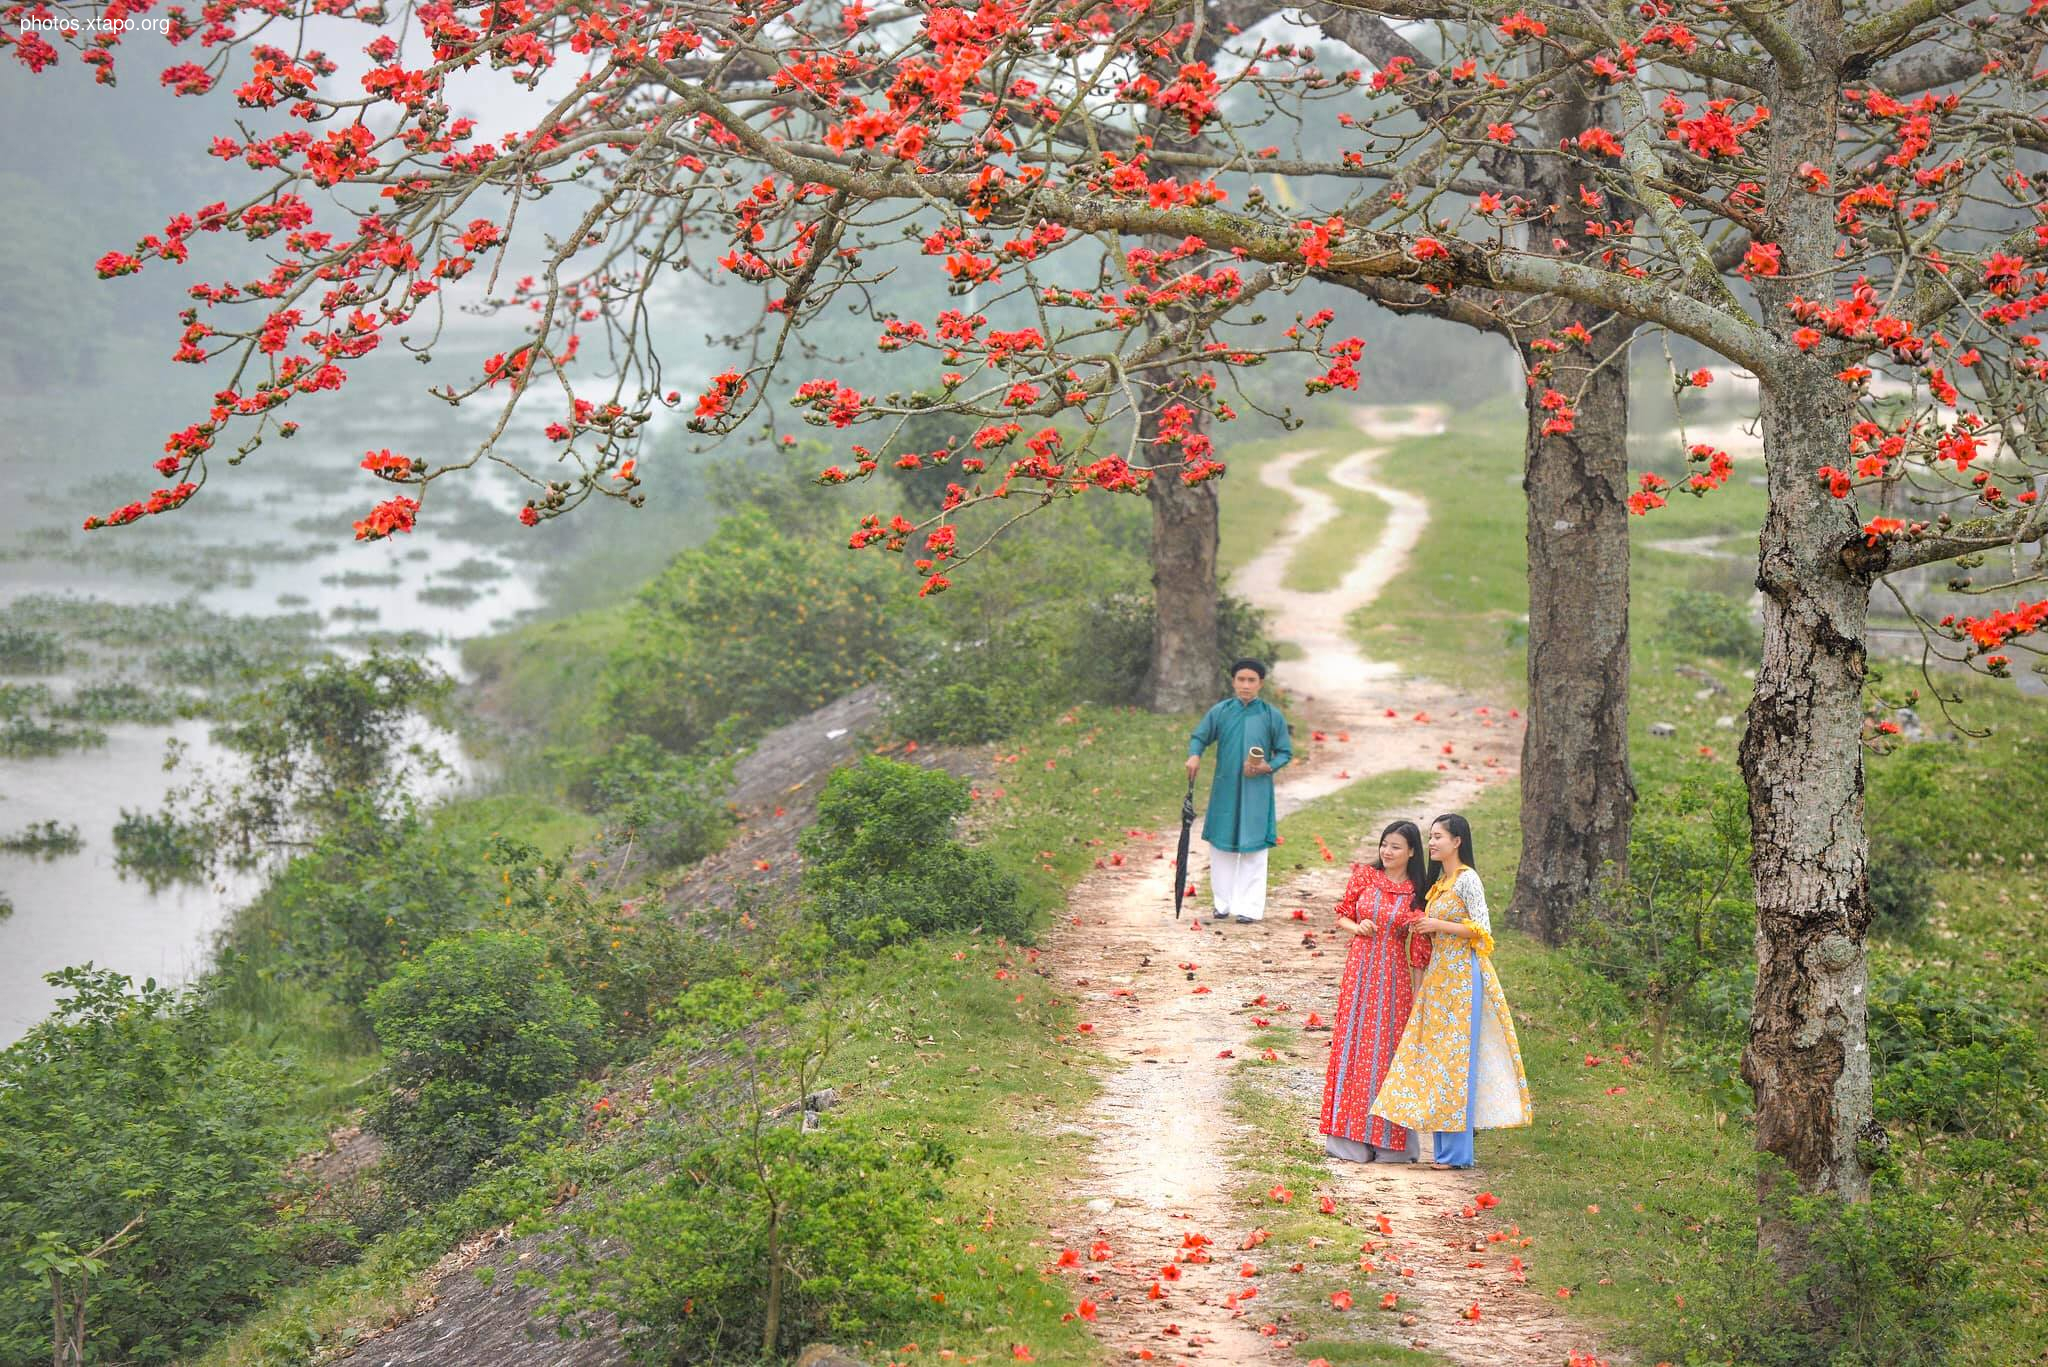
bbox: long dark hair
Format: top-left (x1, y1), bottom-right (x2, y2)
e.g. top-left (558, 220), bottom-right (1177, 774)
top-left (1426, 812), bottom-right (1477, 887)
top-left (1370, 819), bottom-right (1429, 893)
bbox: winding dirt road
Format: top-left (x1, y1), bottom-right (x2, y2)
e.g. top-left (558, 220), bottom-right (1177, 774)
top-left (1037, 407), bottom-right (1615, 1365)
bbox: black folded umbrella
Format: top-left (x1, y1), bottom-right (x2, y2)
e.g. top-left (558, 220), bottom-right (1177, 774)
top-left (1173, 773), bottom-right (1197, 919)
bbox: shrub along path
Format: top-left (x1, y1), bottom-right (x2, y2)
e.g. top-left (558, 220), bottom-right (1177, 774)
top-left (1037, 408), bottom-right (1617, 1365)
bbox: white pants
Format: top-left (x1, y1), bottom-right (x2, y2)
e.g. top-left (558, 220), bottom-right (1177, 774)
top-left (1208, 846), bottom-right (1269, 921)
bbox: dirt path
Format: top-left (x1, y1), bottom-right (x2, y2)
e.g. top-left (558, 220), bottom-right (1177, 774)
top-left (1039, 407), bottom-right (1611, 1365)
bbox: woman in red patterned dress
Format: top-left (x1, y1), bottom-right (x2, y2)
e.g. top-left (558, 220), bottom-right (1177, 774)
top-left (1319, 820), bottom-right (1432, 1163)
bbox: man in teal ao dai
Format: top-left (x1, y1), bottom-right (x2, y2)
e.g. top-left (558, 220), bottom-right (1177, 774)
top-left (1184, 659), bottom-right (1293, 923)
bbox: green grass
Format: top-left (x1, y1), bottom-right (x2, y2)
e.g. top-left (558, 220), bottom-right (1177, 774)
top-left (1353, 393), bottom-right (1776, 703)
top-left (1273, 769), bottom-right (1442, 879)
top-left (427, 790), bottom-right (604, 861)
top-left (827, 938), bottom-right (1104, 1365)
top-left (961, 702), bottom-right (1207, 923)
top-left (1217, 416), bottom-right (1364, 581)
top-left (207, 964), bottom-right (380, 1131)
top-left (1288, 1343), bottom-right (1445, 1366)
top-left (1346, 397), bottom-right (1531, 696)
top-left (460, 601), bottom-right (634, 748)
top-left (1285, 443), bottom-right (1392, 594)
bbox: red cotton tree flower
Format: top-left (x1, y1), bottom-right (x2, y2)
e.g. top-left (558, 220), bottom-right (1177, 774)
top-left (11, 0), bottom-right (2048, 1282)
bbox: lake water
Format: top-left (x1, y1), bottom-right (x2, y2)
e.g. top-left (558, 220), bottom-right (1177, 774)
top-left (0, 435), bottom-right (546, 1042)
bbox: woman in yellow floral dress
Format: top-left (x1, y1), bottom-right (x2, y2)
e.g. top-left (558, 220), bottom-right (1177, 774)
top-left (1370, 813), bottom-right (1532, 1169)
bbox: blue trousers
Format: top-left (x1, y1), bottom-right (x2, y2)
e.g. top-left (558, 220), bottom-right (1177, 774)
top-left (1432, 957), bottom-right (1483, 1167)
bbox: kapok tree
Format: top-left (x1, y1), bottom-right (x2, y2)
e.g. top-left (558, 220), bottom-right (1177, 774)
top-left (11, 0), bottom-right (2048, 1277)
top-left (1311, 5), bottom-right (1639, 947)
top-left (15, 0), bottom-right (1643, 933)
top-left (1306, 0), bottom-right (2039, 946)
top-left (1285, 0), bottom-right (2047, 1270)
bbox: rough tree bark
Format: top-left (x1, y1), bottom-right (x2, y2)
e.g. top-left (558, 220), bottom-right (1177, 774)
top-left (1144, 397), bottom-right (1224, 711)
top-left (1507, 70), bottom-right (1637, 944)
top-left (1740, 6), bottom-right (1880, 1256)
top-left (1740, 357), bottom-right (1878, 1244)
top-left (1513, 309), bottom-right (1635, 945)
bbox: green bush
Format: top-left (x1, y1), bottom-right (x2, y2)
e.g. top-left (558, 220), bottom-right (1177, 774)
top-left (556, 731), bottom-right (738, 868)
top-left (600, 507), bottom-right (908, 751)
top-left (1870, 967), bottom-right (2045, 1152)
top-left (0, 714), bottom-right (106, 757)
top-left (1661, 588), bottom-right (1759, 661)
top-left (799, 756), bottom-right (1024, 946)
top-left (886, 589), bottom-right (1277, 743)
top-left (364, 932), bottom-right (602, 1205)
top-left (0, 969), bottom-right (300, 1365)
top-left (877, 481), bottom-right (1271, 742)
top-left (546, 969), bottom-right (953, 1362)
top-left (1571, 770), bottom-right (1755, 1064)
top-left (116, 653), bottom-right (453, 882)
top-left (886, 612), bottom-right (1076, 744)
top-left (111, 806), bottom-right (210, 886)
top-left (477, 835), bottom-right (743, 1047)
top-left (255, 799), bottom-right (484, 1009)
top-left (0, 681), bottom-right (53, 718)
top-left (801, 755), bottom-right (974, 883)
top-left (0, 818), bottom-right (83, 855)
top-left (209, 651), bottom-right (454, 850)
top-left (55, 679), bottom-right (183, 724)
top-left (555, 1122), bottom-right (952, 1363)
top-left (809, 844), bottom-right (1027, 951)
top-left (1655, 1171), bottom-right (1998, 1366)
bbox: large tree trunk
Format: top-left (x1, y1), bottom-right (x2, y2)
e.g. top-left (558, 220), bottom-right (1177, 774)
top-left (1144, 399), bottom-right (1222, 711)
top-left (1739, 360), bottom-right (1878, 1248)
top-left (1511, 314), bottom-right (1635, 944)
top-left (1507, 73), bottom-right (1636, 945)
top-left (1741, 11), bottom-right (1879, 1270)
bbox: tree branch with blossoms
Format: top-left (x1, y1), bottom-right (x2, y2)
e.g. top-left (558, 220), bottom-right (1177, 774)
top-left (4, 0), bottom-right (2043, 666)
